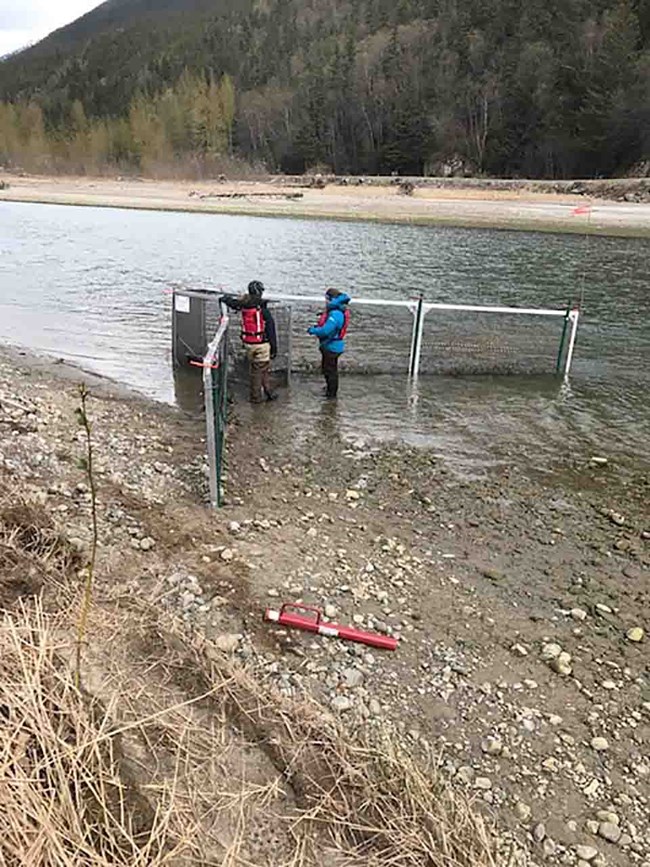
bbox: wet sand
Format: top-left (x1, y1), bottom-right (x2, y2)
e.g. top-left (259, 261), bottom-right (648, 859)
top-left (3, 173), bottom-right (650, 237)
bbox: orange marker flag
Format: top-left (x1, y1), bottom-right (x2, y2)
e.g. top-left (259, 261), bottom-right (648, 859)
top-left (572, 204), bottom-right (592, 216)
top-left (190, 360), bottom-right (221, 369)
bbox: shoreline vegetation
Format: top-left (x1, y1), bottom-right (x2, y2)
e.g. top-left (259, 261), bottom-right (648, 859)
top-left (2, 171), bottom-right (650, 237)
top-left (1, 2), bottom-right (648, 184)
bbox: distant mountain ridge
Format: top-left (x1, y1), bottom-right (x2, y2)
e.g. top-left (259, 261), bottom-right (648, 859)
top-left (1, 0), bottom-right (649, 178)
top-left (24, 0), bottom-right (213, 47)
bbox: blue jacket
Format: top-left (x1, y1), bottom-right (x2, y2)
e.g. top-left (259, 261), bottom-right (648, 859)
top-left (308, 293), bottom-right (351, 354)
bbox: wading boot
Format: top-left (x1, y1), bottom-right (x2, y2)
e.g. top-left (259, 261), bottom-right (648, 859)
top-left (250, 361), bottom-right (265, 403)
top-left (261, 362), bottom-right (277, 401)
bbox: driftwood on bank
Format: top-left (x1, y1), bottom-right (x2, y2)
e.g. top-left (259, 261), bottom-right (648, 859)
top-left (189, 190), bottom-right (304, 201)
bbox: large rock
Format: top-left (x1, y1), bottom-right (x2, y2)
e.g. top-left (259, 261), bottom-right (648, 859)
top-left (514, 802), bottom-right (531, 822)
top-left (591, 736), bottom-right (609, 752)
top-left (598, 822), bottom-right (621, 844)
top-left (331, 695), bottom-right (353, 712)
top-left (343, 667), bottom-right (364, 688)
top-left (481, 736), bottom-right (503, 756)
top-left (541, 643), bottom-right (562, 661)
top-left (550, 651), bottom-right (573, 676)
top-left (214, 633), bottom-right (242, 653)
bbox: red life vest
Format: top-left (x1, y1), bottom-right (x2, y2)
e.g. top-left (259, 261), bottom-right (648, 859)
top-left (317, 307), bottom-right (350, 339)
top-left (241, 307), bottom-right (265, 344)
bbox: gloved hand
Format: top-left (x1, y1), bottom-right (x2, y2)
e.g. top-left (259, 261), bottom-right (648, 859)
top-left (307, 326), bottom-right (317, 335)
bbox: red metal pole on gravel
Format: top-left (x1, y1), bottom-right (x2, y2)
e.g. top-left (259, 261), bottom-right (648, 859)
top-left (264, 603), bottom-right (399, 651)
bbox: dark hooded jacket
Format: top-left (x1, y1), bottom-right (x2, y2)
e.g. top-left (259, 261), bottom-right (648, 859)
top-left (221, 293), bottom-right (278, 357)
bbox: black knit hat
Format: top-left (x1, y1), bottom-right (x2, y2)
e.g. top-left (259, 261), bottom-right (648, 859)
top-left (248, 280), bottom-right (265, 297)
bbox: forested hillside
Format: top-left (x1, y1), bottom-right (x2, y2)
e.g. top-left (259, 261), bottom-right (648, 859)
top-left (1, 0), bottom-right (649, 178)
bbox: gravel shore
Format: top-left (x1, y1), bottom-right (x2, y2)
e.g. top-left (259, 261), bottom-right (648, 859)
top-left (0, 346), bottom-right (648, 866)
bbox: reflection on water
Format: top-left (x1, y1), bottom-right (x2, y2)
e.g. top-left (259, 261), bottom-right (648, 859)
top-left (1, 201), bottom-right (649, 474)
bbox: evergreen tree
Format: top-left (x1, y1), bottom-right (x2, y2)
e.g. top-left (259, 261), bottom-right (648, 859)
top-left (0, 0), bottom-right (647, 177)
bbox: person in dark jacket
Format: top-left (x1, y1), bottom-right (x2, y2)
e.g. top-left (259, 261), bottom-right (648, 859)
top-left (221, 280), bottom-right (278, 403)
top-left (308, 288), bottom-right (351, 398)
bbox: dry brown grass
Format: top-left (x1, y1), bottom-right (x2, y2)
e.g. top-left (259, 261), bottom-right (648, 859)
top-left (0, 603), bottom-right (194, 866)
top-left (0, 476), bottom-right (498, 867)
top-left (0, 593), bottom-right (499, 867)
top-left (207, 648), bottom-right (498, 867)
top-left (89, 606), bottom-right (499, 867)
top-left (0, 479), bottom-right (81, 609)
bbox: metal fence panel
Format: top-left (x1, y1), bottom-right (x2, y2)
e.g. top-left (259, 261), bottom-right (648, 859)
top-left (203, 314), bottom-right (229, 508)
top-left (172, 291), bottom-right (206, 367)
top-left (418, 309), bottom-right (568, 375)
top-left (265, 293), bottom-right (576, 378)
top-left (172, 288), bottom-right (580, 510)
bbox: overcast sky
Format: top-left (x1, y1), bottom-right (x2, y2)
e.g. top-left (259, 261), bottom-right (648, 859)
top-left (0, 0), bottom-right (102, 57)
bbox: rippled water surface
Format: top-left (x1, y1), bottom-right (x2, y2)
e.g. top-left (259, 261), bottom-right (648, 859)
top-left (1, 202), bottom-right (648, 472)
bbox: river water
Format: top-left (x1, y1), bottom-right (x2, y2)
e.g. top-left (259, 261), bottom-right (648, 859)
top-left (1, 201), bottom-right (648, 474)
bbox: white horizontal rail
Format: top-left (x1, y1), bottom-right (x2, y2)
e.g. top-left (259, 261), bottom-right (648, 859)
top-left (422, 302), bottom-right (568, 317)
top-left (177, 286), bottom-right (570, 318)
top-left (266, 293), bottom-right (413, 309)
top-left (266, 292), bottom-right (569, 317)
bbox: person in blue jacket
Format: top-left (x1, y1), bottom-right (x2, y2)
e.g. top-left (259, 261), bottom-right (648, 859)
top-left (308, 288), bottom-right (351, 398)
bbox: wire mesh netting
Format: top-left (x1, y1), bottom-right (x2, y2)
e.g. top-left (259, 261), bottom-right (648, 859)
top-left (419, 310), bottom-right (569, 375)
top-left (172, 290), bottom-right (572, 509)
top-left (282, 302), bottom-right (417, 375)
top-left (272, 301), bottom-right (569, 377)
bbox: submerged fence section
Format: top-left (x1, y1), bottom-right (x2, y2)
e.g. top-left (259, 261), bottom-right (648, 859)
top-left (266, 293), bottom-right (580, 379)
top-left (171, 288), bottom-right (581, 509)
top-left (172, 287), bottom-right (580, 381)
top-left (415, 299), bottom-right (579, 377)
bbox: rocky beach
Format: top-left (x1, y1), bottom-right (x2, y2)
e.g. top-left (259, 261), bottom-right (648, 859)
top-left (0, 344), bottom-right (648, 866)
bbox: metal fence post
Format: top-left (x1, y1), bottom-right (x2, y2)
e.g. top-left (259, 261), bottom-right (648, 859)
top-left (563, 309), bottom-right (580, 379)
top-left (217, 329), bottom-right (229, 506)
top-left (202, 313), bottom-right (229, 509)
top-left (408, 295), bottom-right (425, 378)
top-left (286, 306), bottom-right (293, 387)
top-left (555, 302), bottom-right (572, 375)
top-left (203, 363), bottom-right (219, 509)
